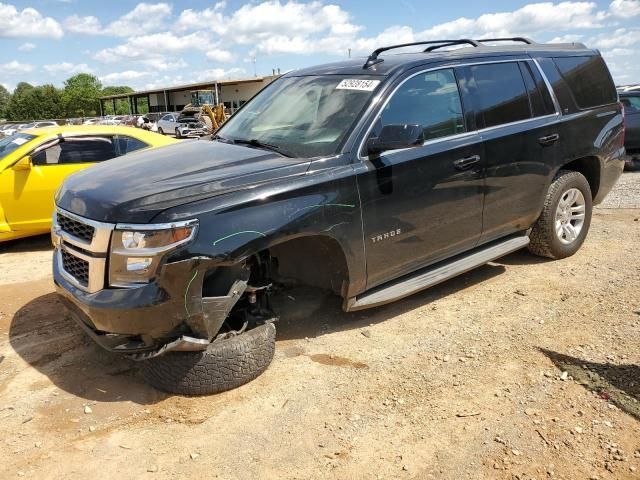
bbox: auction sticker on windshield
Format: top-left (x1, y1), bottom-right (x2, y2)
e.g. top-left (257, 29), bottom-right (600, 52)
top-left (336, 79), bottom-right (381, 91)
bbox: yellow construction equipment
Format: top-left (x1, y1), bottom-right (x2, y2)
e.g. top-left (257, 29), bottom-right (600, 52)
top-left (178, 90), bottom-right (227, 133)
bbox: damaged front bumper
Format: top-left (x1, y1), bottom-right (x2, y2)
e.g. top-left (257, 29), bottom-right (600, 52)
top-left (54, 252), bottom-right (247, 355)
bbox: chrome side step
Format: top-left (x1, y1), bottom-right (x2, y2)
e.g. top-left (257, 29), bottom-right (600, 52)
top-left (346, 234), bottom-right (530, 311)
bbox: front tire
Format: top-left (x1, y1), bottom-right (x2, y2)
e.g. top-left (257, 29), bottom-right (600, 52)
top-left (175, 128), bottom-right (181, 139)
top-left (140, 323), bottom-right (276, 395)
top-left (158, 127), bottom-right (164, 135)
top-left (528, 170), bottom-right (593, 259)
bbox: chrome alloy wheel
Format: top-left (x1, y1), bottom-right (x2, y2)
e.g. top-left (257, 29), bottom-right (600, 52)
top-left (555, 187), bottom-right (586, 245)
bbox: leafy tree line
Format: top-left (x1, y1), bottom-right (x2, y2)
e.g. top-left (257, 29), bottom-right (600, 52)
top-left (0, 74), bottom-right (134, 121)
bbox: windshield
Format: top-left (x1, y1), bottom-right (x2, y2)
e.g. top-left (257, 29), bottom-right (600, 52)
top-left (21, 123), bottom-right (36, 129)
top-left (217, 75), bottom-right (381, 158)
top-left (0, 133), bottom-right (36, 158)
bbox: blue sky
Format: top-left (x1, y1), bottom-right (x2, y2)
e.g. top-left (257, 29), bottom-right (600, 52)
top-left (0, 0), bottom-right (639, 92)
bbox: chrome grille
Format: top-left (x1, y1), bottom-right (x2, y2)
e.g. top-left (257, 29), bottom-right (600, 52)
top-left (61, 250), bottom-right (89, 286)
top-left (53, 207), bottom-right (114, 293)
top-left (58, 213), bottom-right (95, 242)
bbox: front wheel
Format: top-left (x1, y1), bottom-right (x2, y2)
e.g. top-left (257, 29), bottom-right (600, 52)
top-left (528, 170), bottom-right (593, 259)
top-left (175, 128), bottom-right (181, 139)
top-left (140, 323), bottom-right (276, 395)
top-left (158, 127), bottom-right (164, 135)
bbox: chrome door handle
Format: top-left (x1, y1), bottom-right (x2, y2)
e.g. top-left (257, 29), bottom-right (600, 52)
top-left (453, 155), bottom-right (481, 170)
top-left (539, 133), bottom-right (560, 146)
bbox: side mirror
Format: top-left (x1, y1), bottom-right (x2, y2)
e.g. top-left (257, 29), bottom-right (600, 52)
top-left (12, 156), bottom-right (32, 171)
top-left (367, 124), bottom-right (424, 155)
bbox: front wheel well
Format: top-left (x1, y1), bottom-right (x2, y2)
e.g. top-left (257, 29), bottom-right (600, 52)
top-left (268, 235), bottom-right (350, 298)
top-left (559, 157), bottom-right (600, 199)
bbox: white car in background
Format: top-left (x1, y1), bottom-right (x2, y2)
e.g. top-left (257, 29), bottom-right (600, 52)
top-left (2, 123), bottom-right (29, 136)
top-left (156, 113), bottom-right (179, 135)
top-left (157, 112), bottom-right (208, 138)
top-left (19, 121), bottom-right (59, 130)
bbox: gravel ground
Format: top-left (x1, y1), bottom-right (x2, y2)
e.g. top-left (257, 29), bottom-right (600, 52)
top-left (0, 172), bottom-right (638, 480)
top-left (598, 171), bottom-right (640, 209)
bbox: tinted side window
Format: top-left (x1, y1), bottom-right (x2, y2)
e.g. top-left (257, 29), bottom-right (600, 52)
top-left (115, 136), bottom-right (149, 155)
top-left (519, 62), bottom-right (556, 117)
top-left (470, 62), bottom-right (531, 128)
top-left (378, 69), bottom-right (465, 142)
top-left (622, 96), bottom-right (640, 112)
top-left (33, 138), bottom-right (117, 165)
top-left (553, 56), bottom-right (617, 109)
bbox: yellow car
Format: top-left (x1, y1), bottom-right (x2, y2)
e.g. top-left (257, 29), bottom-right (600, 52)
top-left (0, 125), bottom-right (176, 242)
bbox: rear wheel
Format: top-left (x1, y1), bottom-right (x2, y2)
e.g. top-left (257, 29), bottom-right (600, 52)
top-left (158, 127), bottom-right (164, 135)
top-left (528, 170), bottom-right (593, 259)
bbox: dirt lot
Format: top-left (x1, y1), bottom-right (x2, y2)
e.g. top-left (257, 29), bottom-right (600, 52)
top-left (1, 173), bottom-right (639, 480)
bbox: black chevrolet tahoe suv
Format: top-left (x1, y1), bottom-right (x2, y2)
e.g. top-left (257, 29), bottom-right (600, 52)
top-left (52, 38), bottom-right (624, 395)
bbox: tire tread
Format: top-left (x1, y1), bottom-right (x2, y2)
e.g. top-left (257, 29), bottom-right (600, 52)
top-left (141, 323), bottom-right (276, 395)
top-left (528, 169), bottom-right (592, 259)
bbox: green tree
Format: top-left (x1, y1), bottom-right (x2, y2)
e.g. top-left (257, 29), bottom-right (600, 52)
top-left (5, 82), bottom-right (34, 120)
top-left (101, 86), bottom-right (134, 115)
top-left (29, 85), bottom-right (64, 119)
top-left (0, 85), bottom-right (11, 118)
top-left (62, 73), bottom-right (102, 117)
top-left (4, 83), bottom-right (64, 121)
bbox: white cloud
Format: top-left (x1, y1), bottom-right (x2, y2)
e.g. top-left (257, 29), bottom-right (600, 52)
top-left (0, 3), bottom-right (63, 39)
top-left (548, 34), bottom-right (585, 43)
top-left (64, 15), bottom-right (101, 34)
top-left (196, 67), bottom-right (245, 82)
top-left (80, 0), bottom-right (639, 86)
top-left (608, 0), bottom-right (640, 17)
top-left (0, 60), bottom-right (35, 75)
top-left (419, 2), bottom-right (605, 39)
top-left (141, 57), bottom-right (188, 71)
top-left (43, 62), bottom-right (93, 75)
top-left (65, 2), bottom-right (172, 37)
top-left (18, 42), bottom-right (36, 52)
top-left (100, 70), bottom-right (151, 85)
top-left (176, 1), bottom-right (361, 55)
top-left (589, 27), bottom-right (640, 48)
top-left (94, 31), bottom-right (209, 63)
top-left (206, 49), bottom-right (234, 62)
top-left (104, 2), bottom-right (172, 36)
top-left (176, 5), bottom-right (225, 33)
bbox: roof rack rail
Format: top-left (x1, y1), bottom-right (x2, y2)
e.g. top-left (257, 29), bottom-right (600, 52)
top-left (363, 39), bottom-right (480, 69)
top-left (476, 37), bottom-right (536, 45)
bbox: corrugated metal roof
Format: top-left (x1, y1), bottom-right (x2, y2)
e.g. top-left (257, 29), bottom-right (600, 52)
top-left (100, 75), bottom-right (279, 100)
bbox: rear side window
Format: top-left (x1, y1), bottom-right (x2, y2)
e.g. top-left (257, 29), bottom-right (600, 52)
top-left (553, 56), bottom-right (617, 109)
top-left (519, 62), bottom-right (556, 117)
top-left (115, 136), bottom-right (149, 155)
top-left (470, 62), bottom-right (531, 128)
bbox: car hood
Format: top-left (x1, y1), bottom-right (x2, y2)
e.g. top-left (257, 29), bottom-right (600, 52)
top-left (56, 140), bottom-right (311, 223)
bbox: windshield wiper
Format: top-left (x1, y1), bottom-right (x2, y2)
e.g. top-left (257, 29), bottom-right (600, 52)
top-left (232, 138), bottom-right (293, 157)
top-left (212, 134), bottom-right (233, 144)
